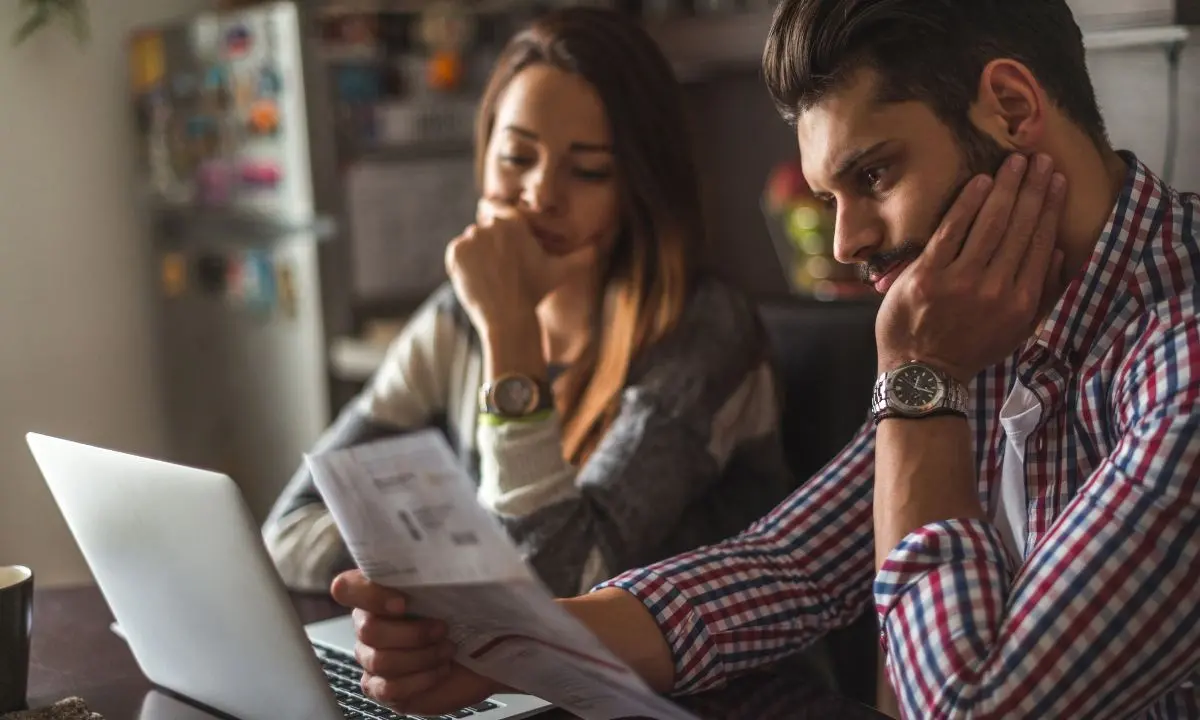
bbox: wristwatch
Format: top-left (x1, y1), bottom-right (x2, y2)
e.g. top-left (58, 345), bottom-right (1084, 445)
top-left (479, 373), bottom-right (554, 419)
top-left (871, 361), bottom-right (969, 423)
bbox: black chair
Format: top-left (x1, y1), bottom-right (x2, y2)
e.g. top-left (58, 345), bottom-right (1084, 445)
top-left (757, 294), bottom-right (879, 483)
top-left (756, 293), bottom-right (883, 709)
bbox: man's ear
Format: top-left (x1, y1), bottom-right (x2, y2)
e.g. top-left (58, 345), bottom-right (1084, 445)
top-left (968, 59), bottom-right (1048, 152)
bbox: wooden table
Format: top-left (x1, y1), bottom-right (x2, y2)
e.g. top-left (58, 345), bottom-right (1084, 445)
top-left (26, 586), bottom-right (888, 720)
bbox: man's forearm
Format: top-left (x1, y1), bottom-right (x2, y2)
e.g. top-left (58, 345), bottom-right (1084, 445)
top-left (873, 416), bottom-right (983, 570)
top-left (559, 588), bottom-right (676, 693)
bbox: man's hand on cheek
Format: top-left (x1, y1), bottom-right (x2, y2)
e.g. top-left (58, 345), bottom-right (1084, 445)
top-left (876, 153), bottom-right (1068, 383)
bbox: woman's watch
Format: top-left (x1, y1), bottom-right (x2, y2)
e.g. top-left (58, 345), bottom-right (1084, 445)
top-left (870, 361), bottom-right (969, 423)
top-left (479, 373), bottom-right (554, 419)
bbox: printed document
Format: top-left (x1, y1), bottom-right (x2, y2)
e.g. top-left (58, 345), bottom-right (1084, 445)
top-left (306, 430), bottom-right (697, 720)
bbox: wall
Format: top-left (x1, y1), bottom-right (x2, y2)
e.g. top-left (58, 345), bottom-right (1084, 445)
top-left (0, 0), bottom-right (213, 587)
top-left (684, 73), bottom-right (795, 295)
top-left (1089, 38), bottom-right (1200, 192)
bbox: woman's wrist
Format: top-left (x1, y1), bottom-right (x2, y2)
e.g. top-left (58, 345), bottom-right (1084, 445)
top-left (481, 313), bottom-right (546, 382)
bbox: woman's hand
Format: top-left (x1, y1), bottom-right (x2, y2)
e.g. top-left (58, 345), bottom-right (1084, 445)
top-left (330, 570), bottom-right (501, 715)
top-left (445, 200), bottom-right (596, 338)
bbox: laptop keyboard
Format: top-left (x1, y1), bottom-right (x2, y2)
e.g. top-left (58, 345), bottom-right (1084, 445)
top-left (313, 643), bottom-right (502, 720)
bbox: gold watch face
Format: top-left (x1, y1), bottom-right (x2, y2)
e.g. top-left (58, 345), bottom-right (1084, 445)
top-left (493, 375), bottom-right (538, 416)
top-left (888, 364), bottom-right (945, 414)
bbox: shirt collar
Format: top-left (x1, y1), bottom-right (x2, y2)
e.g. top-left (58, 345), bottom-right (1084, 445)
top-left (1032, 152), bottom-right (1168, 368)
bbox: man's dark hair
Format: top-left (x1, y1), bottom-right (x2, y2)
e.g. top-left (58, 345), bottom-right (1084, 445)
top-left (762, 0), bottom-right (1109, 150)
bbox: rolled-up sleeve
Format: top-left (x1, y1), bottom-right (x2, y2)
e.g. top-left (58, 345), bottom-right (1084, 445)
top-left (875, 314), bottom-right (1200, 719)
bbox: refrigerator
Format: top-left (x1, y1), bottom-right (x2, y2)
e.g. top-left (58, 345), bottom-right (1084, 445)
top-left (128, 1), bottom-right (336, 521)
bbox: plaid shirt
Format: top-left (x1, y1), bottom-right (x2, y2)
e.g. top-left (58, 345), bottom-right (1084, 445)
top-left (598, 154), bottom-right (1200, 718)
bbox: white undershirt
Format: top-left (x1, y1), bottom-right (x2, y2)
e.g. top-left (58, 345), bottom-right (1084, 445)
top-left (991, 380), bottom-right (1042, 563)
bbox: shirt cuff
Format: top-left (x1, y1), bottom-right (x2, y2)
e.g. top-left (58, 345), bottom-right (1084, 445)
top-left (596, 567), bottom-right (725, 695)
top-left (873, 519), bottom-right (1014, 650)
top-left (476, 411), bottom-right (570, 495)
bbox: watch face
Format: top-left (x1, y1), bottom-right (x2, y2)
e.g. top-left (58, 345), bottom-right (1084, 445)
top-left (888, 364), bottom-right (945, 414)
top-left (494, 376), bottom-right (537, 416)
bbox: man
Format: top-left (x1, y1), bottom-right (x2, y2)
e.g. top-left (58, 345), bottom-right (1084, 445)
top-left (332, 0), bottom-right (1200, 717)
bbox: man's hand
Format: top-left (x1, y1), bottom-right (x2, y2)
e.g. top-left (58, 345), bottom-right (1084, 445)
top-left (876, 153), bottom-right (1068, 382)
top-left (330, 570), bottom-right (501, 715)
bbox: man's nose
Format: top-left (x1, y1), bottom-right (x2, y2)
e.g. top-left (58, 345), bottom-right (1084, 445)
top-left (832, 204), bottom-right (882, 265)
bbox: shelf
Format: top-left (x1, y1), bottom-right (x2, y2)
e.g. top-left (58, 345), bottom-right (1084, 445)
top-left (151, 205), bottom-right (339, 246)
top-left (646, 12), bottom-right (773, 82)
top-left (351, 138), bottom-right (474, 162)
top-left (1083, 25), bottom-right (1190, 50)
top-left (646, 13), bottom-right (1192, 82)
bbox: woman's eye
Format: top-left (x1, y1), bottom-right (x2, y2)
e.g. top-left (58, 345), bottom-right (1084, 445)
top-left (573, 168), bottom-right (612, 181)
top-left (499, 155), bottom-right (535, 168)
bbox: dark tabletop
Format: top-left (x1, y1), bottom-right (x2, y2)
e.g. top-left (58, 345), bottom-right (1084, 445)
top-left (25, 586), bottom-right (889, 720)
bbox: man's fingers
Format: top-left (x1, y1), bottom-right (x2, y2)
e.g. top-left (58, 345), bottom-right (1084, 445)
top-left (362, 667), bottom-right (451, 708)
top-left (921, 174), bottom-right (993, 269)
top-left (331, 570), bottom-right (407, 615)
top-left (957, 154), bottom-right (1029, 269)
top-left (403, 666), bottom-right (501, 717)
top-left (1017, 172), bottom-right (1067, 290)
top-left (353, 608), bottom-right (447, 649)
top-left (356, 641), bottom-right (456, 677)
top-left (990, 154), bottom-right (1055, 275)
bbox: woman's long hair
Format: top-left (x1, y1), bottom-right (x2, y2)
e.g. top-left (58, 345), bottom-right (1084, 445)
top-left (474, 8), bottom-right (707, 464)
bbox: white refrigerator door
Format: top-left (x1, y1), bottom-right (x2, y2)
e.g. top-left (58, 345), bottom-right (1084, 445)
top-left (150, 2), bottom-right (329, 521)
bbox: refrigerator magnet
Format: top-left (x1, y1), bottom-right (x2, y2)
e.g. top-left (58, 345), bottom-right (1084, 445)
top-left (247, 99), bottom-right (281, 136)
top-left (417, 1), bottom-right (474, 92)
top-left (258, 64), bottom-right (283, 97)
top-left (225, 252), bottom-right (247, 302)
top-left (161, 252), bottom-right (187, 298)
top-left (225, 24), bottom-right (253, 58)
top-left (234, 73), bottom-right (256, 109)
top-left (195, 253), bottom-right (228, 295)
top-left (239, 160), bottom-right (282, 189)
top-left (129, 31), bottom-right (166, 94)
top-left (171, 72), bottom-right (199, 99)
top-left (275, 261), bottom-right (297, 319)
top-left (244, 250), bottom-right (277, 315)
top-left (196, 160), bottom-right (234, 206)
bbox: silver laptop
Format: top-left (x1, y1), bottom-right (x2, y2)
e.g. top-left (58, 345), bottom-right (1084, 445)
top-left (26, 432), bottom-right (551, 720)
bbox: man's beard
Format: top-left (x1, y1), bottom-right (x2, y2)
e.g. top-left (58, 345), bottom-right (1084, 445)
top-left (859, 126), bottom-right (1011, 287)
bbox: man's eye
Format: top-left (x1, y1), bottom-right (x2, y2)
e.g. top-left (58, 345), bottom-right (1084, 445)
top-left (863, 167), bottom-right (887, 191)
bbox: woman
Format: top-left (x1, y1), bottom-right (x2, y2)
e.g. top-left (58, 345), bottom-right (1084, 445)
top-left (263, 7), bottom-right (794, 598)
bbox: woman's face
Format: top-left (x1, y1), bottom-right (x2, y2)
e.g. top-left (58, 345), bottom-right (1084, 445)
top-left (482, 64), bottom-right (621, 258)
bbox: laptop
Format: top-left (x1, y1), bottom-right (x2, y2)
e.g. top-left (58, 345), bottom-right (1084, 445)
top-left (25, 432), bottom-right (551, 720)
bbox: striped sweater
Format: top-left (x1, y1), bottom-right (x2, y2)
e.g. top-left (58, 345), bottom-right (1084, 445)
top-left (262, 278), bottom-right (797, 597)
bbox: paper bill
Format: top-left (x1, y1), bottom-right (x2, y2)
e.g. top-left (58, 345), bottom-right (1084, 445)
top-left (306, 430), bottom-right (697, 720)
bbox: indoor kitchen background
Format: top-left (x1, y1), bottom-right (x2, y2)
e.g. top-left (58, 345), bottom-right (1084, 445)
top-left (1, 0), bottom-right (1197, 586)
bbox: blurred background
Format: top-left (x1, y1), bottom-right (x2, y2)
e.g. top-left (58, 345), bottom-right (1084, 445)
top-left (1, 0), bottom-right (1196, 586)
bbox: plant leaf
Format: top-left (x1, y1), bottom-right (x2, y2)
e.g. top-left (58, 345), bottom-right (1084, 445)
top-left (11, 1), bottom-right (90, 46)
top-left (68, 1), bottom-right (89, 42)
top-left (12, 7), bottom-right (50, 45)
